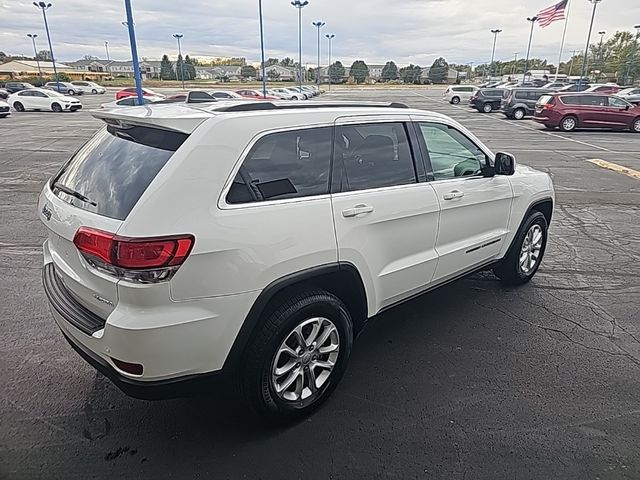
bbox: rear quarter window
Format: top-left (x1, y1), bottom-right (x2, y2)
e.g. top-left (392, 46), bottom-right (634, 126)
top-left (51, 126), bottom-right (188, 220)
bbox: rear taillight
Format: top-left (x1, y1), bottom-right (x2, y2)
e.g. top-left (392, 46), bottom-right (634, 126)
top-left (73, 227), bottom-right (194, 283)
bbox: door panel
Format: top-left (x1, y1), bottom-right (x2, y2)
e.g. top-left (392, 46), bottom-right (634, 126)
top-left (331, 118), bottom-right (440, 313)
top-left (414, 120), bottom-right (513, 282)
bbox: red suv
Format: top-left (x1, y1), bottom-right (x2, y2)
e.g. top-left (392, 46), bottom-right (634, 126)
top-left (534, 93), bottom-right (640, 133)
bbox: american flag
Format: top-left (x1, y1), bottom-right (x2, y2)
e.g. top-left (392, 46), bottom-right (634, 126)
top-left (536, 0), bottom-right (569, 28)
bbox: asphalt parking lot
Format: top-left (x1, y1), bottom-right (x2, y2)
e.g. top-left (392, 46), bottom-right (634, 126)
top-left (1, 87), bottom-right (639, 480)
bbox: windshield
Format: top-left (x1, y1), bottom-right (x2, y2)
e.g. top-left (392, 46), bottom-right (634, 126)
top-left (51, 126), bottom-right (188, 220)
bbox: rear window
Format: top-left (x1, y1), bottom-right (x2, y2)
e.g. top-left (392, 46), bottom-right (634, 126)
top-left (537, 95), bottom-right (554, 105)
top-left (51, 126), bottom-right (188, 220)
top-left (483, 89), bottom-right (502, 97)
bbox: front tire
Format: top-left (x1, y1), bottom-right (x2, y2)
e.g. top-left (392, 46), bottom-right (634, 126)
top-left (239, 289), bottom-right (353, 421)
top-left (631, 117), bottom-right (640, 133)
top-left (13, 102), bottom-right (25, 112)
top-left (92, 89), bottom-right (97, 94)
top-left (67, 90), bottom-right (75, 96)
top-left (51, 103), bottom-right (63, 113)
top-left (493, 211), bottom-right (548, 285)
top-left (482, 103), bottom-right (493, 113)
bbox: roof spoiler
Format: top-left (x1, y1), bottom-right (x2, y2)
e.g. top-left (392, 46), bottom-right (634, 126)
top-left (92, 106), bottom-right (210, 134)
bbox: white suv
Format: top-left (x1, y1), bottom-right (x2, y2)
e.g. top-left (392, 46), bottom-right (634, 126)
top-left (443, 85), bottom-right (478, 104)
top-left (39, 101), bottom-right (554, 419)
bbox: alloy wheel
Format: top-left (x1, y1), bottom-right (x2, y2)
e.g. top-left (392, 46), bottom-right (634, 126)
top-left (519, 224), bottom-right (543, 275)
top-left (271, 317), bottom-right (340, 402)
top-left (562, 117), bottom-right (576, 131)
top-left (633, 119), bottom-right (640, 133)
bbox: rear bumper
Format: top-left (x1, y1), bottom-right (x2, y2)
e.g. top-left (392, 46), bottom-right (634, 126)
top-left (533, 116), bottom-right (551, 123)
top-left (42, 259), bottom-right (258, 398)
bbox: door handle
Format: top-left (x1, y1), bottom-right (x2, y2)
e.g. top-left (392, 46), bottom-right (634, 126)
top-left (342, 204), bottom-right (374, 218)
top-left (443, 190), bottom-right (465, 201)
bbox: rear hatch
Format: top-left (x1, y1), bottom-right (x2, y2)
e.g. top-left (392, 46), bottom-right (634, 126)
top-left (39, 121), bottom-right (191, 321)
top-left (535, 94), bottom-right (555, 116)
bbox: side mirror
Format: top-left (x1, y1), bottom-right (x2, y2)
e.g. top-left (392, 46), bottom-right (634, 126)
top-left (494, 152), bottom-right (516, 176)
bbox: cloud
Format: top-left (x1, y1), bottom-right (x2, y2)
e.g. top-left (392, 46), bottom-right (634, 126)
top-left (1, 0), bottom-right (638, 67)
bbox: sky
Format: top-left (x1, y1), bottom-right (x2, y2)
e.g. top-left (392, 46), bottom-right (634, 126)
top-left (1, 0), bottom-right (639, 67)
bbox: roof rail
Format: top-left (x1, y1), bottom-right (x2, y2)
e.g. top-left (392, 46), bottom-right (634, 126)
top-left (214, 101), bottom-right (409, 113)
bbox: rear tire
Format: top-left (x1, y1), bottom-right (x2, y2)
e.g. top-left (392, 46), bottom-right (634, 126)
top-left (239, 289), bottom-right (353, 421)
top-left (51, 103), bottom-right (63, 113)
top-left (92, 89), bottom-right (97, 94)
top-left (13, 102), bottom-right (25, 112)
top-left (560, 115), bottom-right (578, 132)
top-left (67, 90), bottom-right (75, 96)
top-left (493, 211), bottom-right (548, 285)
top-left (451, 96), bottom-right (460, 105)
top-left (513, 108), bottom-right (526, 120)
top-left (631, 117), bottom-right (640, 133)
top-left (482, 103), bottom-right (493, 113)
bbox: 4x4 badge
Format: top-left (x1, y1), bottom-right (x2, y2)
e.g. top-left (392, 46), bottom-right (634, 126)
top-left (41, 204), bottom-right (52, 221)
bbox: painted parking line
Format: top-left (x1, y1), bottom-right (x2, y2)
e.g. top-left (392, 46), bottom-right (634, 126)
top-left (587, 159), bottom-right (640, 180)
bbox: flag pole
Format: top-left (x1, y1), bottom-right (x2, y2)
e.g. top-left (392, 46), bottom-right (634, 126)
top-left (554, 0), bottom-right (571, 81)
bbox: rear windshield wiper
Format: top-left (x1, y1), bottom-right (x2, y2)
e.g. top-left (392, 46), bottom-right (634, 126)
top-left (52, 182), bottom-right (97, 207)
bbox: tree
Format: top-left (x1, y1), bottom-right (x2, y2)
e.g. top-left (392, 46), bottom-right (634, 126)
top-left (175, 54), bottom-right (186, 81)
top-left (184, 55), bottom-right (196, 80)
top-left (160, 54), bottom-right (176, 80)
top-left (267, 68), bottom-right (280, 81)
top-left (262, 58), bottom-right (279, 68)
top-left (380, 61), bottom-right (399, 81)
top-left (36, 50), bottom-right (52, 61)
top-left (428, 57), bottom-right (449, 83)
top-left (280, 57), bottom-right (295, 67)
top-left (399, 64), bottom-right (422, 84)
top-left (0, 51), bottom-right (7, 62)
top-left (349, 60), bottom-right (369, 84)
top-left (241, 65), bottom-right (257, 79)
top-left (328, 61), bottom-right (345, 83)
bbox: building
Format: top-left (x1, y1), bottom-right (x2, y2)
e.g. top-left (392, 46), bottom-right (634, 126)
top-left (0, 60), bottom-right (107, 80)
top-left (195, 66), bottom-right (243, 81)
top-left (64, 58), bottom-right (162, 79)
top-left (65, 58), bottom-right (112, 74)
top-left (420, 67), bottom-right (460, 84)
top-left (256, 65), bottom-right (297, 81)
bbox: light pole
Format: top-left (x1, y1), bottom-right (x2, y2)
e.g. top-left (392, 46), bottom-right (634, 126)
top-left (105, 41), bottom-right (110, 61)
top-left (258, 0), bottom-right (267, 97)
top-left (326, 33), bottom-right (335, 90)
top-left (578, 0), bottom-right (603, 90)
top-left (123, 1), bottom-right (144, 105)
top-left (26, 34), bottom-right (43, 79)
top-left (511, 53), bottom-right (518, 75)
top-left (625, 25), bottom-right (640, 85)
top-left (32, 2), bottom-right (59, 92)
top-left (312, 21), bottom-right (325, 86)
top-left (524, 17), bottom-right (538, 83)
top-left (291, 0), bottom-right (309, 91)
top-left (489, 29), bottom-right (502, 81)
top-left (597, 31), bottom-right (605, 78)
top-left (173, 34), bottom-right (185, 89)
top-left (568, 49), bottom-right (579, 77)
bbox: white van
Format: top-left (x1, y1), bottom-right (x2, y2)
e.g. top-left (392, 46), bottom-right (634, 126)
top-left (443, 85), bottom-right (478, 104)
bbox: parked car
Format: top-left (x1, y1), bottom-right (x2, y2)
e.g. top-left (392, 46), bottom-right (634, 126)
top-left (501, 88), bottom-right (553, 120)
top-left (268, 88), bottom-right (296, 100)
top-left (8, 88), bottom-right (82, 112)
top-left (115, 87), bottom-right (163, 100)
top-left (152, 91), bottom-right (217, 104)
top-left (71, 81), bottom-right (106, 94)
top-left (541, 81), bottom-right (570, 90)
top-left (236, 89), bottom-right (279, 100)
top-left (584, 84), bottom-right (622, 94)
top-left (44, 82), bottom-right (83, 95)
top-left (469, 88), bottom-right (505, 113)
top-left (533, 93), bottom-right (640, 132)
top-left (0, 88), bottom-right (9, 99)
top-left (4, 82), bottom-right (36, 94)
top-left (209, 90), bottom-right (245, 100)
top-left (100, 96), bottom-right (165, 108)
top-left (284, 87), bottom-right (308, 100)
top-left (443, 85), bottom-right (477, 105)
top-left (617, 87), bottom-right (640, 105)
top-left (556, 83), bottom-right (591, 93)
top-left (38, 100), bottom-right (554, 420)
top-left (301, 86), bottom-right (318, 97)
top-left (0, 99), bottom-right (10, 118)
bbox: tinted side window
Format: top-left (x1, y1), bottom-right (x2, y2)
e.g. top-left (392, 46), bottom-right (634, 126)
top-left (336, 122), bottom-right (416, 192)
top-left (560, 95), bottom-right (581, 105)
top-left (582, 95), bottom-right (607, 106)
top-left (419, 123), bottom-right (486, 181)
top-left (227, 127), bottom-right (332, 204)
